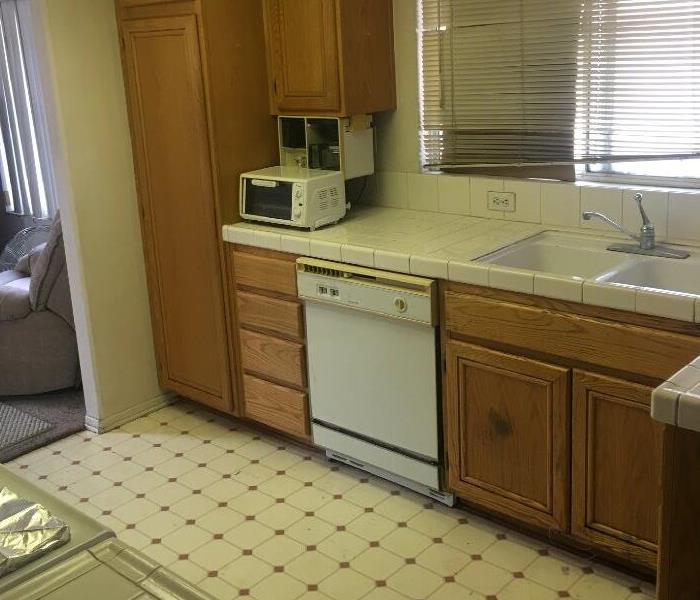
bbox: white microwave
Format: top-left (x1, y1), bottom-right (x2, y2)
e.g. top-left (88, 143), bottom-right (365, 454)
top-left (240, 166), bottom-right (346, 230)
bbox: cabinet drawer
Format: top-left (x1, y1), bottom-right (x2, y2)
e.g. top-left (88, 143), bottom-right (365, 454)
top-left (237, 291), bottom-right (303, 338)
top-left (445, 291), bottom-right (700, 382)
top-left (240, 329), bottom-right (305, 388)
top-left (232, 250), bottom-right (297, 297)
top-left (244, 375), bottom-right (309, 437)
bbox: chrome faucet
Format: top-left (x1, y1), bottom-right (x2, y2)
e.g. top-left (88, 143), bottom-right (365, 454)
top-left (582, 193), bottom-right (689, 259)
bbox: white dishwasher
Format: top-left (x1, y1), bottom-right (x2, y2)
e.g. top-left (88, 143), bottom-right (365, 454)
top-left (297, 258), bottom-right (453, 505)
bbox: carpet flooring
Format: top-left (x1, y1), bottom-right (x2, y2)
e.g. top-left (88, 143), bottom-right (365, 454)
top-left (0, 388), bottom-right (84, 462)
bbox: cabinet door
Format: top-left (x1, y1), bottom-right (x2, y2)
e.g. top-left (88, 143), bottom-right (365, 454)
top-left (572, 370), bottom-right (662, 568)
top-left (445, 341), bottom-right (570, 531)
top-left (263, 0), bottom-right (341, 113)
top-left (120, 16), bottom-right (231, 411)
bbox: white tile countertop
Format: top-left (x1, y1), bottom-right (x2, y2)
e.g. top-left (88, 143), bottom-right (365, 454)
top-left (223, 205), bottom-right (700, 323)
top-left (653, 358), bottom-right (700, 433)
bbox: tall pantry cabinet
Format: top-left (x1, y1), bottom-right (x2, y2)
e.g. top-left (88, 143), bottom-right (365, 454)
top-left (115, 0), bottom-right (278, 412)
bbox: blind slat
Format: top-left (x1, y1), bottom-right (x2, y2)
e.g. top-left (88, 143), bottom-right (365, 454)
top-left (419, 0), bottom-right (700, 169)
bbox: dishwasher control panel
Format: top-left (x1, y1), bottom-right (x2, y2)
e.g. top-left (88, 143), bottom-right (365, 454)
top-left (297, 258), bottom-right (436, 325)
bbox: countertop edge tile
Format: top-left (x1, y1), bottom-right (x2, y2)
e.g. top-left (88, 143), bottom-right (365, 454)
top-left (374, 250), bottom-right (411, 274)
top-left (309, 239), bottom-right (342, 261)
top-left (254, 230), bottom-right (282, 251)
top-left (341, 244), bottom-right (375, 268)
top-left (410, 255), bottom-right (449, 279)
top-left (281, 234), bottom-right (311, 255)
top-left (533, 273), bottom-right (583, 303)
top-left (677, 386), bottom-right (700, 433)
top-left (448, 261), bottom-right (489, 286)
top-left (635, 288), bottom-right (697, 322)
top-left (651, 383), bottom-right (681, 426)
top-left (582, 281), bottom-right (637, 312)
top-left (488, 266), bottom-right (535, 294)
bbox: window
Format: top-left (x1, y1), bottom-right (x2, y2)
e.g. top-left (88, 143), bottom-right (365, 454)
top-left (419, 0), bottom-right (700, 185)
top-left (0, 0), bottom-right (54, 218)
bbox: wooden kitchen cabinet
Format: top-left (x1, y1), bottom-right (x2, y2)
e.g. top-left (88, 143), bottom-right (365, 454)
top-left (572, 370), bottom-right (663, 569)
top-left (115, 1), bottom-right (278, 413)
top-left (228, 245), bottom-right (311, 440)
top-left (445, 341), bottom-right (571, 531)
top-left (262, 0), bottom-right (396, 115)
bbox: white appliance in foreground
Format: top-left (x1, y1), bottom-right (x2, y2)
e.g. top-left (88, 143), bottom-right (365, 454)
top-left (297, 258), bottom-right (454, 506)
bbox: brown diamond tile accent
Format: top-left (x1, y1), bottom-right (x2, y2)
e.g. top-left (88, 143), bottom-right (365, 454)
top-left (240, 589), bottom-right (250, 596)
top-left (19, 465), bottom-right (27, 470)
top-left (126, 524), bottom-right (136, 530)
top-left (339, 562), bottom-right (350, 569)
top-left (444, 576), bottom-right (455, 583)
top-left (52, 450), bottom-right (61, 455)
top-left (198, 463), bottom-right (206, 468)
top-left (304, 482), bottom-right (313, 487)
top-left (242, 549), bottom-right (252, 556)
top-left (245, 515), bottom-right (255, 521)
top-left (307, 584), bottom-right (317, 591)
top-left (376, 581), bottom-right (386, 587)
top-left (513, 572), bottom-right (524, 578)
top-left (405, 558), bottom-right (416, 565)
top-left (538, 549), bottom-right (550, 556)
top-left (207, 571), bottom-right (217, 577)
top-left (369, 541), bottom-right (379, 548)
top-left (558, 593), bottom-right (571, 598)
top-left (145, 467), bottom-right (154, 472)
top-left (218, 502), bottom-right (227, 508)
top-left (250, 459), bottom-right (259, 464)
top-left (58, 486), bottom-right (67, 492)
top-left (364, 507), bottom-right (374, 513)
top-left (330, 466), bottom-right (339, 472)
top-left (471, 554), bottom-right (482, 561)
top-left (276, 498), bottom-right (285, 504)
top-left (180, 431), bottom-right (189, 435)
top-left (336, 525), bottom-right (345, 532)
top-left (38, 475), bottom-right (47, 480)
top-left (213, 534), bottom-right (223, 540)
top-left (186, 519), bottom-right (196, 525)
top-left (175, 453), bottom-right (183, 458)
top-left (423, 503), bottom-right (434, 509)
top-left (303, 456), bottom-right (312, 461)
top-left (136, 493), bottom-right (146, 499)
top-left (496, 533), bottom-right (507, 540)
top-left (79, 498), bottom-right (88, 503)
top-left (398, 522), bottom-right (407, 528)
top-left (390, 490), bottom-right (400, 496)
top-left (333, 494), bottom-right (342, 500)
top-left (161, 507), bottom-right (169, 512)
top-left (248, 486), bottom-right (257, 491)
top-left (102, 510), bottom-right (111, 516)
top-left (178, 554), bottom-right (188, 560)
top-left (433, 537), bottom-right (443, 543)
top-left (123, 457), bottom-right (132, 462)
top-left (92, 471), bottom-right (101, 476)
top-left (152, 539), bottom-right (161, 544)
top-left (153, 443), bottom-right (162, 448)
top-left (159, 422), bottom-right (168, 426)
top-left (222, 474), bottom-right (231, 479)
top-left (226, 449), bottom-right (235, 454)
top-left (276, 470), bottom-right (285, 475)
top-left (193, 490), bottom-right (201, 495)
top-left (629, 586), bottom-right (642, 594)
top-left (486, 596), bottom-right (498, 600)
top-left (582, 567), bottom-right (594, 574)
top-left (458, 517), bottom-right (468, 524)
top-left (305, 511), bottom-right (314, 517)
top-left (132, 433), bottom-right (141, 438)
top-left (71, 460), bottom-right (80, 465)
top-left (306, 545), bottom-right (316, 551)
top-left (203, 440), bottom-right (211, 445)
top-left (273, 566), bottom-right (284, 573)
top-left (277, 446), bottom-right (286, 451)
top-left (275, 530), bottom-right (285, 536)
top-left (113, 482), bottom-right (122, 487)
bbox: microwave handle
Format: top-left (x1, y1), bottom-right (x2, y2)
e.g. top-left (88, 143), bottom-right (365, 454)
top-left (250, 179), bottom-right (278, 188)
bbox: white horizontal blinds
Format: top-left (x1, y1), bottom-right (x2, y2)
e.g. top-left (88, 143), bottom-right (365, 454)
top-left (575, 0), bottom-right (700, 163)
top-left (419, 0), bottom-right (580, 169)
top-left (0, 0), bottom-right (51, 217)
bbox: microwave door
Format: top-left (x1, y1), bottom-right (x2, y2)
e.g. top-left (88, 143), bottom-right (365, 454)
top-left (244, 179), bottom-right (293, 221)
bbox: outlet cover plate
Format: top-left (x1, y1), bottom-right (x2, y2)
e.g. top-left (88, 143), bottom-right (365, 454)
top-left (488, 191), bottom-right (516, 212)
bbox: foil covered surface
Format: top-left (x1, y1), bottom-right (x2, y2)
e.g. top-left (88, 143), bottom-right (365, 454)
top-left (0, 486), bottom-right (70, 577)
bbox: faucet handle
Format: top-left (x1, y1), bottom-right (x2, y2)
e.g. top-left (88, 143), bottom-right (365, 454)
top-left (633, 193), bottom-right (653, 230)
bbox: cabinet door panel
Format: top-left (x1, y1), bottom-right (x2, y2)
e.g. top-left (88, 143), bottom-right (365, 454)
top-left (446, 341), bottom-right (570, 531)
top-left (121, 16), bottom-right (231, 410)
top-left (572, 370), bottom-right (662, 568)
top-left (264, 0), bottom-right (340, 112)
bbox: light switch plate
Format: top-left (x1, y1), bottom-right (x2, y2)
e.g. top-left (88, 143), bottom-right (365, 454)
top-left (488, 191), bottom-right (516, 212)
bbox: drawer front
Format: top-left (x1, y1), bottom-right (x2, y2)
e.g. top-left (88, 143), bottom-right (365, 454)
top-left (237, 291), bottom-right (304, 339)
top-left (244, 375), bottom-right (309, 437)
top-left (232, 250), bottom-right (297, 297)
top-left (240, 329), bottom-right (306, 388)
top-left (445, 291), bottom-right (700, 382)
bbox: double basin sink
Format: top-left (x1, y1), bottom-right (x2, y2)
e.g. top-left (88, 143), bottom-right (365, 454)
top-left (479, 231), bottom-right (700, 296)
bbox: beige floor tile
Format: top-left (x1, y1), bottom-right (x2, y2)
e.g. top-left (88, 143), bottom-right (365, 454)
top-left (374, 494), bottom-right (424, 523)
top-left (256, 502), bottom-right (305, 530)
top-left (122, 470), bottom-right (168, 494)
top-left (118, 528), bottom-right (151, 551)
top-left (362, 587), bottom-right (410, 600)
top-left (286, 516), bottom-right (336, 546)
top-left (140, 542), bottom-right (178, 566)
top-left (46, 463), bottom-right (91, 486)
top-left (162, 434), bottom-right (203, 454)
top-left (176, 466), bottom-right (220, 491)
top-left (234, 462), bottom-right (277, 487)
top-left (443, 524), bottom-right (499, 555)
top-left (524, 555), bottom-right (584, 591)
top-left (201, 477), bottom-right (247, 503)
top-left (482, 539), bottom-right (539, 572)
top-left (387, 564), bottom-right (443, 600)
top-left (286, 486), bottom-right (334, 513)
top-left (499, 578), bottom-right (559, 600)
top-left (197, 575), bottom-right (239, 600)
top-left (260, 449), bottom-right (306, 471)
top-left (285, 550), bottom-right (339, 584)
top-left (161, 524), bottom-right (211, 554)
top-left (168, 557), bottom-right (207, 584)
top-left (569, 573), bottom-right (634, 600)
top-left (137, 511), bottom-right (186, 539)
top-left (455, 560), bottom-right (512, 596)
top-left (315, 471), bottom-right (362, 495)
top-left (428, 582), bottom-right (484, 599)
top-left (254, 535), bottom-right (305, 566)
top-left (317, 531), bottom-right (369, 562)
top-left (380, 527), bottom-right (432, 559)
top-left (170, 493), bottom-right (217, 520)
top-left (156, 456), bottom-right (198, 479)
top-left (342, 482), bottom-right (391, 508)
top-left (320, 568), bottom-right (375, 600)
top-left (316, 499), bottom-right (363, 526)
top-left (131, 446), bottom-right (173, 468)
top-left (219, 555), bottom-right (273, 589)
top-left (197, 506), bottom-right (244, 534)
top-left (259, 474), bottom-right (305, 499)
top-left (237, 439), bottom-right (279, 461)
top-left (346, 512), bottom-right (397, 542)
top-left (416, 542), bottom-right (471, 577)
top-left (189, 539), bottom-right (241, 570)
top-left (407, 509), bottom-right (460, 538)
top-left (351, 547), bottom-right (404, 580)
top-left (111, 498), bottom-right (160, 523)
top-left (286, 459), bottom-right (332, 483)
top-left (206, 452), bottom-right (250, 475)
top-left (112, 438), bottom-right (153, 458)
top-left (70, 475), bottom-right (113, 499)
top-left (225, 520), bottom-right (275, 550)
top-left (147, 482), bottom-right (192, 507)
top-left (184, 443), bottom-right (226, 464)
top-left (252, 572), bottom-right (307, 600)
top-left (228, 490), bottom-right (275, 516)
top-left (89, 485), bottom-right (134, 511)
top-left (99, 460), bottom-right (145, 483)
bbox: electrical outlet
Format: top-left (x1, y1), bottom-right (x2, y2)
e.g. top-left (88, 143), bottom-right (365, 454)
top-left (487, 191), bottom-right (516, 212)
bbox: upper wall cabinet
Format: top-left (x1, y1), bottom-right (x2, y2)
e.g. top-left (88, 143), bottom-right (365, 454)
top-left (263, 0), bottom-right (396, 116)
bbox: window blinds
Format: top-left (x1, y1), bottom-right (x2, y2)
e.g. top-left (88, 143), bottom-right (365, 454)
top-left (419, 0), bottom-right (700, 170)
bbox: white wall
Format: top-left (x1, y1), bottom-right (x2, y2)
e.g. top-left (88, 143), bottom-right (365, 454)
top-left (33, 0), bottom-right (168, 430)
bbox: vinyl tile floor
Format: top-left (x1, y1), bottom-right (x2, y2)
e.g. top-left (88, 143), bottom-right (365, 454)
top-left (7, 401), bottom-right (656, 600)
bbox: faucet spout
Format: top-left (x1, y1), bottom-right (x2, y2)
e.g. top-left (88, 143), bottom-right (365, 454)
top-left (582, 211), bottom-right (638, 240)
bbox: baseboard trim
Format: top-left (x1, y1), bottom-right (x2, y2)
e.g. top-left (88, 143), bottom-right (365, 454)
top-left (84, 391), bottom-right (176, 433)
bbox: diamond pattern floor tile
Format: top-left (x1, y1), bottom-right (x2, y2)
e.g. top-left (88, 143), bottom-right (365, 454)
top-left (9, 400), bottom-right (656, 600)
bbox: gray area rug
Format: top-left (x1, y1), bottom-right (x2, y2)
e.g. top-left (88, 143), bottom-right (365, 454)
top-left (0, 389), bottom-right (85, 463)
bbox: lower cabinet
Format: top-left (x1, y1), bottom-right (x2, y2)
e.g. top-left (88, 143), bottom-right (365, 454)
top-left (228, 245), bottom-right (311, 440)
top-left (572, 370), bottom-right (663, 569)
top-left (445, 341), bottom-right (571, 531)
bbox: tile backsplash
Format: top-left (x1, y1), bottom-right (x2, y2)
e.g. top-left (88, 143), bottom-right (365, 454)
top-left (365, 171), bottom-right (700, 245)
